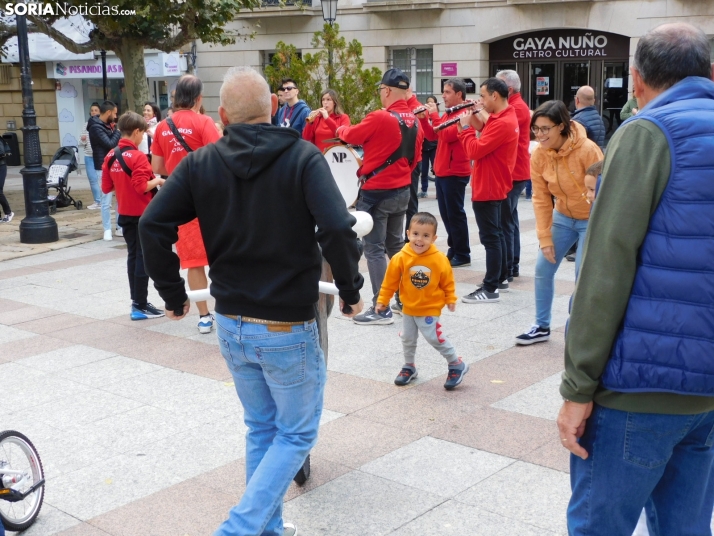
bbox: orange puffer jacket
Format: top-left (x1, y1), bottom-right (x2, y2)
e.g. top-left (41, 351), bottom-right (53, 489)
top-left (530, 121), bottom-right (603, 248)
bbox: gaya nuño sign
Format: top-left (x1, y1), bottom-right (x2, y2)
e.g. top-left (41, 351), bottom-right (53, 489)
top-left (489, 29), bottom-right (630, 62)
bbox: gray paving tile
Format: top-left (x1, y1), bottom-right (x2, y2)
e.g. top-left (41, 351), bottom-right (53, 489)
top-left (0, 369), bottom-right (92, 411)
top-left (7, 503), bottom-right (82, 536)
top-left (392, 499), bottom-right (561, 535)
top-left (282, 470), bottom-right (445, 536)
top-left (491, 372), bottom-right (563, 421)
top-left (57, 355), bottom-right (163, 387)
top-left (100, 368), bottom-right (221, 406)
top-left (149, 380), bottom-right (241, 421)
top-left (0, 323), bottom-right (36, 344)
top-left (456, 461), bottom-right (570, 533)
top-left (16, 345), bottom-right (116, 373)
top-left (360, 437), bottom-right (515, 497)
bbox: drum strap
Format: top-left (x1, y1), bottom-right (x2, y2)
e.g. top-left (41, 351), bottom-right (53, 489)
top-left (361, 112), bottom-right (418, 184)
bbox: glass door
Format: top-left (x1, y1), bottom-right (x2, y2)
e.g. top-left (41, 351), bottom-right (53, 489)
top-left (602, 62), bottom-right (628, 133)
top-left (562, 62), bottom-right (589, 112)
top-left (530, 63), bottom-right (556, 109)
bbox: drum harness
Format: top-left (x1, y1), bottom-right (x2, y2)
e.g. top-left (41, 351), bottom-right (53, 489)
top-left (358, 111), bottom-right (418, 189)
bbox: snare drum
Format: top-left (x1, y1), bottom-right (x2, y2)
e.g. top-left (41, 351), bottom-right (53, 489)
top-left (323, 145), bottom-right (363, 208)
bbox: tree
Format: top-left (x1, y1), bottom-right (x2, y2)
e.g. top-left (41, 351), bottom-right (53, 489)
top-left (0, 0), bottom-right (263, 112)
top-left (265, 23), bottom-right (382, 123)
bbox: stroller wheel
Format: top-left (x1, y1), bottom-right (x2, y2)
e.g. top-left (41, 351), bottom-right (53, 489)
top-left (76, 200), bottom-right (83, 210)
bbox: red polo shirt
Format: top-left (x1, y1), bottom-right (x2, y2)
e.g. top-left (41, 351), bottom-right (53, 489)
top-left (509, 92), bottom-right (532, 181)
top-left (337, 99), bottom-right (423, 190)
top-left (458, 105), bottom-right (519, 201)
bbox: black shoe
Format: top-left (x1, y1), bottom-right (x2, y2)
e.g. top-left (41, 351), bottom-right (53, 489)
top-left (512, 265), bottom-right (520, 277)
top-left (395, 365), bottom-right (418, 386)
top-left (498, 280), bottom-right (510, 292)
top-left (444, 362), bottom-right (469, 390)
top-left (515, 325), bottom-right (550, 345)
top-left (446, 250), bottom-right (454, 261)
top-left (450, 257), bottom-right (471, 268)
top-left (565, 254), bottom-right (576, 262)
top-left (131, 302), bottom-right (165, 320)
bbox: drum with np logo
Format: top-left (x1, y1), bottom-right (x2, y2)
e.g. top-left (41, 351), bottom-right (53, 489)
top-left (323, 145), bottom-right (363, 208)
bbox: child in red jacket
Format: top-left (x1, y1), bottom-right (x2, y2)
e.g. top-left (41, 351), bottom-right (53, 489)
top-left (102, 111), bottom-right (166, 320)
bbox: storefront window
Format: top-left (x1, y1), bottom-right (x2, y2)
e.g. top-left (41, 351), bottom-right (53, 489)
top-left (530, 63), bottom-right (555, 109)
top-left (80, 79), bottom-right (126, 124)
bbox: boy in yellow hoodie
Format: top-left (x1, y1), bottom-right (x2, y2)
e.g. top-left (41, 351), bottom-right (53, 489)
top-left (376, 212), bottom-right (468, 390)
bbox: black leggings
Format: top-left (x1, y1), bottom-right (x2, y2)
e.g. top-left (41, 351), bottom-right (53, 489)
top-left (0, 163), bottom-right (10, 216)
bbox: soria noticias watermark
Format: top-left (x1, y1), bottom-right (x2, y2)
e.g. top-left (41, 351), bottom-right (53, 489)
top-left (4, 2), bottom-right (137, 16)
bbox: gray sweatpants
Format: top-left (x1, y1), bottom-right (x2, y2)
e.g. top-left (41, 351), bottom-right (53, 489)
top-left (401, 314), bottom-right (458, 364)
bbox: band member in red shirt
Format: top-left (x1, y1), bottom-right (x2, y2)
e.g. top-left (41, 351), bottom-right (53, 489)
top-left (419, 78), bottom-right (473, 267)
top-left (152, 74), bottom-right (221, 334)
top-left (458, 78), bottom-right (519, 303)
top-left (302, 89), bottom-right (350, 152)
top-left (336, 68), bottom-right (423, 325)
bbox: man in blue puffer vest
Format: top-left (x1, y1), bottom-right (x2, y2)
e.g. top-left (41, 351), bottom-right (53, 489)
top-left (556, 23), bottom-right (714, 536)
top-left (571, 86), bottom-right (606, 148)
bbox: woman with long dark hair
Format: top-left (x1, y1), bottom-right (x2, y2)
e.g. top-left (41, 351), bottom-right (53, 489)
top-left (516, 100), bottom-right (602, 345)
top-left (302, 89), bottom-right (350, 152)
top-left (139, 101), bottom-right (162, 160)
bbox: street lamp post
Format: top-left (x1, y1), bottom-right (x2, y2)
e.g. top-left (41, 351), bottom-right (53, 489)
top-left (16, 14), bottom-right (58, 244)
top-left (320, 0), bottom-right (338, 88)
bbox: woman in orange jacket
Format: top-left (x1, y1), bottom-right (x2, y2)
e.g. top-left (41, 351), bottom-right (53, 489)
top-left (302, 89), bottom-right (351, 152)
top-left (516, 100), bottom-right (603, 346)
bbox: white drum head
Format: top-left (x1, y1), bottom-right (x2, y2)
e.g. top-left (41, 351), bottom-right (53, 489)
top-left (323, 145), bottom-right (363, 208)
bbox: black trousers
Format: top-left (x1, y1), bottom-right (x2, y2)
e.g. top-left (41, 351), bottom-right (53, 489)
top-left (472, 200), bottom-right (508, 292)
top-left (405, 166), bottom-right (421, 239)
top-left (118, 215), bottom-right (149, 305)
top-left (435, 175), bottom-right (470, 262)
top-left (0, 163), bottom-right (10, 216)
top-left (501, 180), bottom-right (528, 277)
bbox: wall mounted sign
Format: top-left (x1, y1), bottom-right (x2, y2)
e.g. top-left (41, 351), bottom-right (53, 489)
top-left (441, 63), bottom-right (457, 76)
top-left (489, 29), bottom-right (630, 61)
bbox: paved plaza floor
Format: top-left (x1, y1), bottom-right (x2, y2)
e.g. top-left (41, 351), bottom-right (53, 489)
top-left (1, 185), bottom-right (656, 535)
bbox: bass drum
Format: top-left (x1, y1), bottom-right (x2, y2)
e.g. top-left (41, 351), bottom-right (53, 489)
top-left (323, 145), bottom-right (363, 208)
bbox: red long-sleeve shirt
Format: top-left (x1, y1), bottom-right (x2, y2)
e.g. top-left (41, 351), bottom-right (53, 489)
top-left (458, 105), bottom-right (519, 201)
top-left (420, 110), bottom-right (471, 177)
top-left (101, 138), bottom-right (155, 216)
top-left (336, 99), bottom-right (423, 190)
top-left (406, 95), bottom-right (423, 164)
top-left (509, 93), bottom-right (532, 181)
top-left (302, 112), bottom-right (351, 153)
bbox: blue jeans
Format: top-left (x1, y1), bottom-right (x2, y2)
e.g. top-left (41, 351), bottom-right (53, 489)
top-left (569, 404), bottom-right (714, 535)
top-left (436, 176), bottom-right (470, 262)
top-left (84, 156), bottom-right (101, 204)
top-left (356, 187), bottom-right (410, 304)
top-left (535, 211), bottom-right (588, 327)
top-left (98, 170), bottom-right (114, 232)
top-left (214, 314), bottom-right (326, 536)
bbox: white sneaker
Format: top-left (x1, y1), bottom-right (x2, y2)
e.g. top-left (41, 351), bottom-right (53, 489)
top-left (1, 212), bottom-right (13, 223)
top-left (87, 202), bottom-right (101, 210)
top-left (283, 523), bottom-right (298, 536)
top-left (115, 226), bottom-right (123, 237)
top-left (103, 229), bottom-right (113, 241)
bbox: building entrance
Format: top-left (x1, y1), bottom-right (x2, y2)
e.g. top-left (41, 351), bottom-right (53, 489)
top-left (490, 29), bottom-right (630, 137)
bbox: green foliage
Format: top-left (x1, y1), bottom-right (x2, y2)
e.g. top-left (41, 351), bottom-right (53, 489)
top-left (264, 24), bottom-right (382, 124)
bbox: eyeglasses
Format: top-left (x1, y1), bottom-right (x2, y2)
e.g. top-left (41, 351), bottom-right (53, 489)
top-left (531, 125), bottom-right (556, 135)
top-left (376, 86), bottom-right (389, 95)
top-left (281, 86), bottom-right (297, 91)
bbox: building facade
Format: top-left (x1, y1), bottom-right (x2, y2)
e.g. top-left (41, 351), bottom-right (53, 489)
top-left (196, 0), bottom-right (714, 130)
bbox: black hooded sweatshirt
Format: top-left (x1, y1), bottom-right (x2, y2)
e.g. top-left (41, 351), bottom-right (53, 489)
top-left (139, 123), bottom-right (364, 321)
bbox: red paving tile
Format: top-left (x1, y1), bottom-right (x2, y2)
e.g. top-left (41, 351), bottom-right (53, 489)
top-left (13, 312), bottom-right (94, 334)
top-left (0, 305), bottom-right (62, 326)
top-left (323, 371), bottom-right (402, 414)
top-left (1, 334), bottom-right (74, 360)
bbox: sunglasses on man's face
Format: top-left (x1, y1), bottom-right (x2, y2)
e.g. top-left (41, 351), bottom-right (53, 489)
top-left (281, 86), bottom-right (297, 91)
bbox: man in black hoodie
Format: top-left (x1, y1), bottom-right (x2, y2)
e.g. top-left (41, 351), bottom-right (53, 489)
top-left (88, 100), bottom-right (120, 241)
top-left (139, 66), bottom-right (363, 536)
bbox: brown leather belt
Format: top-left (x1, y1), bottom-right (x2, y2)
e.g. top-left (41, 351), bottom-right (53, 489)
top-left (223, 315), bottom-right (315, 332)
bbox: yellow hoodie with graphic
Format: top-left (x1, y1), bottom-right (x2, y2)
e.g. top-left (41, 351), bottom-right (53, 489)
top-left (377, 244), bottom-right (457, 317)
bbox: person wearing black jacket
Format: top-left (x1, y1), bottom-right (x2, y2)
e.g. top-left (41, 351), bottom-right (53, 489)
top-left (88, 100), bottom-right (121, 241)
top-left (139, 66), bottom-right (363, 536)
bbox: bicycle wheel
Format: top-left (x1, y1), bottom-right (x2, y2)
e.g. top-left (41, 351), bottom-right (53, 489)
top-left (0, 430), bottom-right (45, 531)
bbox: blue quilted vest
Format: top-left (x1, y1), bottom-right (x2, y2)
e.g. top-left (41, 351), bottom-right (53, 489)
top-left (571, 106), bottom-right (606, 148)
top-left (601, 76), bottom-right (714, 396)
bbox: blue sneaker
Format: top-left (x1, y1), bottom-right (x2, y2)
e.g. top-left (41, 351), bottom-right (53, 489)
top-left (198, 314), bottom-right (214, 334)
top-left (131, 302), bottom-right (165, 321)
top-left (352, 305), bottom-right (394, 325)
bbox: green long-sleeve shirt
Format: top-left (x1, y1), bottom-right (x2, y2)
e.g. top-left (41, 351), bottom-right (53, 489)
top-left (560, 119), bottom-right (714, 414)
top-left (620, 97), bottom-right (639, 121)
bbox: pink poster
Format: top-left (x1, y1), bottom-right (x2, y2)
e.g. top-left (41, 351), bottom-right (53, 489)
top-left (441, 63), bottom-right (457, 77)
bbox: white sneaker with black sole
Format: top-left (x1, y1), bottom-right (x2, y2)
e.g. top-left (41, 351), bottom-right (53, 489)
top-left (515, 325), bottom-right (550, 345)
top-left (462, 287), bottom-right (500, 303)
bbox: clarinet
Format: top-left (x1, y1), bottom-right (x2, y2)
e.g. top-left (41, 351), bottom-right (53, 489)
top-left (444, 100), bottom-right (478, 114)
top-left (413, 103), bottom-right (442, 115)
top-left (433, 107), bottom-right (484, 132)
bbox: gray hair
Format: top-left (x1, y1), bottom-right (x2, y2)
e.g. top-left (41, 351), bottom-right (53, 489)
top-left (634, 23), bottom-right (712, 91)
top-left (496, 70), bottom-right (521, 93)
top-left (220, 67), bottom-right (272, 124)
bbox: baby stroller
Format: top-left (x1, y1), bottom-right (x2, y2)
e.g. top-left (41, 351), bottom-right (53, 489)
top-left (47, 146), bottom-right (82, 213)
